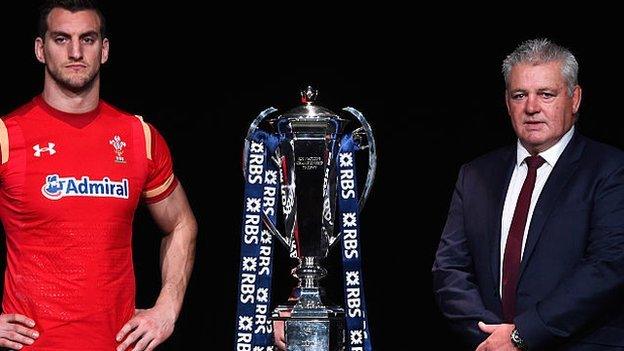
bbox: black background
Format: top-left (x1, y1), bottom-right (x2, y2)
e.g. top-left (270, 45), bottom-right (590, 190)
top-left (1, 3), bottom-right (623, 350)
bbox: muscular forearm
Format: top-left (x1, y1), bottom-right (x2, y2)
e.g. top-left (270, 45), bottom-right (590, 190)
top-left (155, 216), bottom-right (197, 321)
top-left (116, 191), bottom-right (197, 351)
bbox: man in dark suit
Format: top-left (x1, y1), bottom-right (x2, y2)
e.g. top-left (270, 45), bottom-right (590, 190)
top-left (432, 38), bottom-right (624, 350)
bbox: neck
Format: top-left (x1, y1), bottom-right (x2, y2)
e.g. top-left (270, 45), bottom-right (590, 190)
top-left (42, 73), bottom-right (100, 113)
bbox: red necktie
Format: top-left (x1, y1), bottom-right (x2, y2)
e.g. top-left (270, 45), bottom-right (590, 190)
top-left (502, 155), bottom-right (546, 322)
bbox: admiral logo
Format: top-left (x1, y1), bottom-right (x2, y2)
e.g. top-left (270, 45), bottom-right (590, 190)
top-left (42, 174), bottom-right (129, 200)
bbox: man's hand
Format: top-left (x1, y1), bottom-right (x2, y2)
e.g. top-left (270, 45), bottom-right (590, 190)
top-left (274, 319), bottom-right (286, 351)
top-left (0, 313), bottom-right (39, 349)
top-left (274, 309), bottom-right (291, 351)
top-left (116, 307), bottom-right (175, 351)
top-left (475, 321), bottom-right (517, 351)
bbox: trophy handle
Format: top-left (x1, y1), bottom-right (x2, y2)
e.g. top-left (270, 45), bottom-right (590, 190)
top-left (243, 107), bottom-right (292, 249)
top-left (243, 106), bottom-right (278, 173)
top-left (342, 107), bottom-right (377, 210)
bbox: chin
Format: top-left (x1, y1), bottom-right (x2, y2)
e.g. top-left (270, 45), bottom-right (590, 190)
top-left (522, 129), bottom-right (548, 140)
top-left (63, 76), bottom-right (94, 90)
top-left (526, 138), bottom-right (547, 146)
top-left (521, 134), bottom-right (548, 147)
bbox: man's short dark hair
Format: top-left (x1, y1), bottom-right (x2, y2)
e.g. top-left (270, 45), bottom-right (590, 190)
top-left (38, 0), bottom-right (106, 38)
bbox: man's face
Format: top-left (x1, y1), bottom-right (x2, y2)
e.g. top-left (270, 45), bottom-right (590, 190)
top-left (505, 61), bottom-right (581, 154)
top-left (35, 8), bottom-right (109, 92)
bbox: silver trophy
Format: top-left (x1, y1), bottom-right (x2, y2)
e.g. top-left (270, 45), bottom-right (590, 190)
top-left (244, 87), bottom-right (376, 351)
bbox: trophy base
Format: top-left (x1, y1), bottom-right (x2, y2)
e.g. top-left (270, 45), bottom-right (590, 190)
top-left (275, 300), bottom-right (345, 351)
top-left (285, 317), bottom-right (344, 351)
top-left (273, 261), bottom-right (346, 351)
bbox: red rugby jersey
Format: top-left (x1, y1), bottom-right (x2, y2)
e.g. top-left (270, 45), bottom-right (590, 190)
top-left (0, 96), bottom-right (178, 350)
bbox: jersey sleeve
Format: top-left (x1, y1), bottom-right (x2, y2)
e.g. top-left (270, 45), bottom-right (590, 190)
top-left (143, 123), bottom-right (178, 204)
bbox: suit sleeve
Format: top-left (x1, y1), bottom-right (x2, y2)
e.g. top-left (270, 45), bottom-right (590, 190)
top-left (432, 165), bottom-right (501, 348)
top-left (515, 164), bottom-right (624, 350)
top-left (142, 124), bottom-right (179, 204)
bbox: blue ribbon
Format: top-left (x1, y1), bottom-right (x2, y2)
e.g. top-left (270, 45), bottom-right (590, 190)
top-left (338, 134), bottom-right (373, 351)
top-left (235, 130), bottom-right (279, 351)
top-left (235, 131), bottom-right (373, 350)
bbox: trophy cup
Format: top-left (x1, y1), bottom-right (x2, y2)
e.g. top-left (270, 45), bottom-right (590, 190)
top-left (242, 87), bottom-right (376, 351)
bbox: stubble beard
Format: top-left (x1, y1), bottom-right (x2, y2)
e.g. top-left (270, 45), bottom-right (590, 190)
top-left (46, 64), bottom-right (99, 94)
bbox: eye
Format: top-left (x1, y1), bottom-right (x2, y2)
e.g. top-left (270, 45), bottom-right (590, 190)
top-left (82, 36), bottom-right (96, 44)
top-left (540, 92), bottom-right (556, 99)
top-left (511, 92), bottom-right (526, 100)
top-left (54, 36), bottom-right (68, 44)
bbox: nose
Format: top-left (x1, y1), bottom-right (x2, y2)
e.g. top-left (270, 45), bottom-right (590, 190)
top-left (525, 94), bottom-right (540, 115)
top-left (68, 38), bottom-right (83, 60)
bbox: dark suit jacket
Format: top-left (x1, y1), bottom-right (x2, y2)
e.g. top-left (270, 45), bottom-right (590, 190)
top-left (432, 131), bottom-right (624, 350)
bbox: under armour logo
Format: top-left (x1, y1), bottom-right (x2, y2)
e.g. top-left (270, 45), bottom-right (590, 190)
top-left (33, 143), bottom-right (56, 157)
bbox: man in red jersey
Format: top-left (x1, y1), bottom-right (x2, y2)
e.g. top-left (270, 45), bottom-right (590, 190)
top-left (0, 1), bottom-right (197, 350)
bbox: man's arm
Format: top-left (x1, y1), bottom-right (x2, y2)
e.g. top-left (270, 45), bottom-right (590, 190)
top-left (515, 164), bottom-right (624, 350)
top-left (432, 165), bottom-right (501, 348)
top-left (116, 184), bottom-right (197, 351)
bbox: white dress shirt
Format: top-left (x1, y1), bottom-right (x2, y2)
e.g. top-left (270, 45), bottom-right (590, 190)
top-left (499, 126), bottom-right (575, 296)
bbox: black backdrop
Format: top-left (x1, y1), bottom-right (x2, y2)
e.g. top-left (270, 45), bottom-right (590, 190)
top-left (1, 3), bottom-right (623, 350)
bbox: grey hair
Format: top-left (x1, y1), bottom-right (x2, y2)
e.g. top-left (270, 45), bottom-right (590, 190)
top-left (502, 38), bottom-right (578, 96)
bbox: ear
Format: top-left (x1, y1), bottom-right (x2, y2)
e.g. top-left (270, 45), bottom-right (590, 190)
top-left (34, 37), bottom-right (45, 64)
top-left (101, 38), bottom-right (109, 64)
top-left (571, 85), bottom-right (582, 114)
top-left (504, 90), bottom-right (511, 114)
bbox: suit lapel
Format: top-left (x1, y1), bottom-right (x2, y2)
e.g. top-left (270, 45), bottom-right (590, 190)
top-left (489, 147), bottom-right (516, 291)
top-left (518, 132), bottom-right (585, 278)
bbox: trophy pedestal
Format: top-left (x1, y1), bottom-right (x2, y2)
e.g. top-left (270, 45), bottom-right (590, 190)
top-left (286, 319), bottom-right (330, 351)
top-left (274, 258), bottom-right (345, 351)
top-left (275, 302), bottom-right (345, 351)
top-left (285, 314), bottom-right (345, 351)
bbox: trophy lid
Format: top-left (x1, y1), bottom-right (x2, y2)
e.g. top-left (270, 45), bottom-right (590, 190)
top-left (279, 86), bottom-right (341, 119)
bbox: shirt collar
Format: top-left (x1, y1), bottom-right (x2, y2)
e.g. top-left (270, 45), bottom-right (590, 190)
top-left (516, 126), bottom-right (575, 167)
